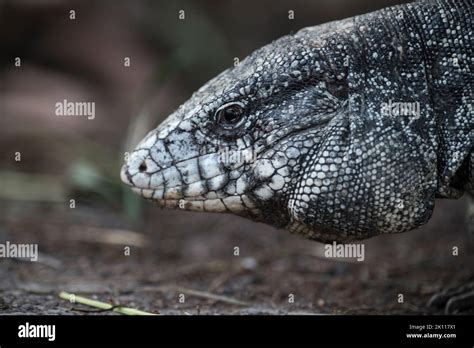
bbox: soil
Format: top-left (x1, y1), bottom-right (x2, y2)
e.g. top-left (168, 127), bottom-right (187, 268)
top-left (0, 195), bottom-right (472, 315)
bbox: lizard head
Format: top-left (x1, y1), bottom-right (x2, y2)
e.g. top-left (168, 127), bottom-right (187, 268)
top-left (121, 9), bottom-right (441, 242)
top-left (121, 29), bottom-right (349, 229)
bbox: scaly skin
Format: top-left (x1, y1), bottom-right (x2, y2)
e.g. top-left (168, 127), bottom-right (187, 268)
top-left (121, 0), bottom-right (473, 243)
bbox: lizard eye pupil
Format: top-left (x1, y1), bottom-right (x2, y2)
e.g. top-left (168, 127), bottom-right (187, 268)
top-left (215, 102), bottom-right (245, 128)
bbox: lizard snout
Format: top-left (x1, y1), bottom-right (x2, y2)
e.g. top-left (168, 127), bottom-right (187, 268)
top-left (120, 149), bottom-right (156, 188)
top-left (120, 164), bottom-right (133, 186)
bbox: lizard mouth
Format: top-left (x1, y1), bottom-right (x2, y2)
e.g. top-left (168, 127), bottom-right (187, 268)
top-left (130, 187), bottom-right (255, 214)
top-left (130, 185), bottom-right (207, 202)
top-left (123, 167), bottom-right (226, 202)
top-left (131, 187), bottom-right (189, 201)
top-left (132, 187), bottom-right (201, 203)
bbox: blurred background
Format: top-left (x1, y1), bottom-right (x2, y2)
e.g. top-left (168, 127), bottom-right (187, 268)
top-left (0, 0), bottom-right (472, 314)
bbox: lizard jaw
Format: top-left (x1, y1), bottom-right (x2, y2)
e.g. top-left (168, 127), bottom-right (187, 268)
top-left (122, 162), bottom-right (259, 214)
top-left (131, 186), bottom-right (258, 214)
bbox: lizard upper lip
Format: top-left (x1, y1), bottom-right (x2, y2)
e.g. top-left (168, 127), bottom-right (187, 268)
top-left (120, 165), bottom-right (133, 186)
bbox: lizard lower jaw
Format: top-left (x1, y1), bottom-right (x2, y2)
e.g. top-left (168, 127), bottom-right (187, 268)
top-left (129, 189), bottom-right (257, 214)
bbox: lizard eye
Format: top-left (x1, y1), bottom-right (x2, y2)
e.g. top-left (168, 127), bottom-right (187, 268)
top-left (215, 102), bottom-right (245, 129)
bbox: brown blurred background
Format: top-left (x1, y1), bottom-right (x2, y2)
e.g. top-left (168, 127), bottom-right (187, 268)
top-left (0, 0), bottom-right (472, 315)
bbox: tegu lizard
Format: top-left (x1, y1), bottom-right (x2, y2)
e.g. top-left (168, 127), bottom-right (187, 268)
top-left (121, 0), bottom-right (473, 312)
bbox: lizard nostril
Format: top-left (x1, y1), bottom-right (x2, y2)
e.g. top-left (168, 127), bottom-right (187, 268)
top-left (138, 162), bottom-right (147, 173)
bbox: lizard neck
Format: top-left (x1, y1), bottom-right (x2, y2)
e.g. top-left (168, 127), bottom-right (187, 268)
top-left (285, 0), bottom-right (472, 241)
top-left (348, 0), bottom-right (473, 198)
top-left (400, 0), bottom-right (473, 197)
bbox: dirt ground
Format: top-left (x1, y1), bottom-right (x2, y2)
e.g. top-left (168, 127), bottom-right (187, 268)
top-left (0, 195), bottom-right (472, 315)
